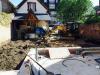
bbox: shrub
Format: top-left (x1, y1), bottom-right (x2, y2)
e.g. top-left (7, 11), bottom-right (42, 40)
top-left (85, 14), bottom-right (100, 24)
top-left (0, 12), bottom-right (13, 27)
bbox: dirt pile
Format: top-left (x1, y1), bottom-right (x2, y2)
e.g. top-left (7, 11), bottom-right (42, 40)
top-left (0, 40), bottom-right (35, 70)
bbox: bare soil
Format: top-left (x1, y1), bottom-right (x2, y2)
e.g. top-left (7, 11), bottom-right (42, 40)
top-left (0, 39), bottom-right (78, 70)
top-left (0, 40), bottom-right (35, 70)
top-left (0, 39), bottom-right (99, 70)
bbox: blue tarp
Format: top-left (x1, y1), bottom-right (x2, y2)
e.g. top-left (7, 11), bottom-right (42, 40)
top-left (35, 27), bottom-right (46, 37)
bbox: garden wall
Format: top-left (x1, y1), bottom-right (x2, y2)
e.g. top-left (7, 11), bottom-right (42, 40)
top-left (79, 23), bottom-right (100, 41)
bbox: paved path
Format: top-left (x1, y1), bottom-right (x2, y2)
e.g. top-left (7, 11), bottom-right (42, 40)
top-left (0, 25), bottom-right (10, 45)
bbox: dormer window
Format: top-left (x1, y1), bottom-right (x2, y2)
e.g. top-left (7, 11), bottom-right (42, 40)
top-left (28, 2), bottom-right (36, 12)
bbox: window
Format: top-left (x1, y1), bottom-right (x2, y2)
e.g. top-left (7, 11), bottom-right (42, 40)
top-left (49, 0), bottom-right (55, 3)
top-left (49, 4), bottom-right (55, 9)
top-left (28, 2), bottom-right (36, 12)
top-left (50, 11), bottom-right (56, 16)
top-left (44, 0), bottom-right (47, 3)
top-left (51, 16), bottom-right (57, 21)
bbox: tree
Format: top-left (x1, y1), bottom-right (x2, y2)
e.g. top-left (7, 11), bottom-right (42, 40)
top-left (57, 0), bottom-right (93, 23)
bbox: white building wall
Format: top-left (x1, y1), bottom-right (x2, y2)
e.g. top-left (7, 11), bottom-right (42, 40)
top-left (17, 0), bottom-right (47, 14)
top-left (0, 0), bottom-right (2, 12)
top-left (0, 70), bottom-right (19, 75)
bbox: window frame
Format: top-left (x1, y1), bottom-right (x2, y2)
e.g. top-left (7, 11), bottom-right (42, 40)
top-left (49, 4), bottom-right (55, 9)
top-left (27, 2), bottom-right (36, 12)
top-left (49, 0), bottom-right (55, 3)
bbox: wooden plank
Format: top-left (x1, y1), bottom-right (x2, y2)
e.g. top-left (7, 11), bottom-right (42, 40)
top-left (48, 48), bottom-right (70, 59)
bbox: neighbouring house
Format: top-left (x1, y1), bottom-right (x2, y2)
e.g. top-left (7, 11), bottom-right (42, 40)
top-left (94, 0), bottom-right (100, 15)
top-left (40, 0), bottom-right (60, 24)
top-left (0, 0), bottom-right (14, 13)
top-left (11, 0), bottom-right (51, 40)
top-left (94, 6), bottom-right (100, 15)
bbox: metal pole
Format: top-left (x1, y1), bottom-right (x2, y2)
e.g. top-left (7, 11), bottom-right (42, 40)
top-left (35, 43), bottom-right (38, 61)
top-left (35, 22), bottom-right (38, 61)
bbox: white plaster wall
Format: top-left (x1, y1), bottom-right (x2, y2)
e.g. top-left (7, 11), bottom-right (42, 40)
top-left (17, 0), bottom-right (47, 14)
top-left (0, 70), bottom-right (19, 75)
top-left (0, 0), bottom-right (2, 12)
top-left (0, 25), bottom-right (10, 46)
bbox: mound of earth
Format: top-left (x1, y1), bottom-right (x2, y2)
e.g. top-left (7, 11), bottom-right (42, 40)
top-left (0, 40), bottom-right (35, 70)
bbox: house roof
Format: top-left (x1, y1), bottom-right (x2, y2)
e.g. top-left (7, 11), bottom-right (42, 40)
top-left (13, 12), bottom-right (51, 21)
top-left (15, 0), bottom-right (51, 21)
top-left (8, 0), bottom-right (15, 8)
top-left (17, 0), bottom-right (27, 9)
top-left (36, 14), bottom-right (51, 20)
top-left (17, 0), bottom-right (48, 10)
top-left (13, 16), bottom-right (26, 20)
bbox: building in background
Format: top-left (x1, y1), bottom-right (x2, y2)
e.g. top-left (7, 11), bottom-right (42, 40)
top-left (11, 0), bottom-right (51, 40)
top-left (94, 0), bottom-right (100, 15)
top-left (40, 0), bottom-right (60, 24)
top-left (0, 0), bottom-right (14, 13)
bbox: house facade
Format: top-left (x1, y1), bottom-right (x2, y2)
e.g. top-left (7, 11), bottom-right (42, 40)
top-left (40, 0), bottom-right (60, 23)
top-left (11, 0), bottom-right (51, 40)
top-left (0, 0), bottom-right (14, 13)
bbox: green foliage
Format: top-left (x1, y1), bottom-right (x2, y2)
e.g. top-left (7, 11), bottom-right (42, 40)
top-left (85, 15), bottom-right (100, 24)
top-left (0, 12), bottom-right (12, 27)
top-left (57, 0), bottom-right (93, 23)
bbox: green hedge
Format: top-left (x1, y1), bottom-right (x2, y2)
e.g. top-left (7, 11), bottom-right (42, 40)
top-left (0, 13), bottom-right (12, 27)
top-left (85, 15), bottom-right (100, 24)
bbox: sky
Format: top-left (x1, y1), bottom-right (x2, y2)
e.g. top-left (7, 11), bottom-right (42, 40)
top-left (10, 0), bottom-right (99, 6)
top-left (10, 0), bottom-right (22, 6)
top-left (92, 0), bottom-right (99, 6)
